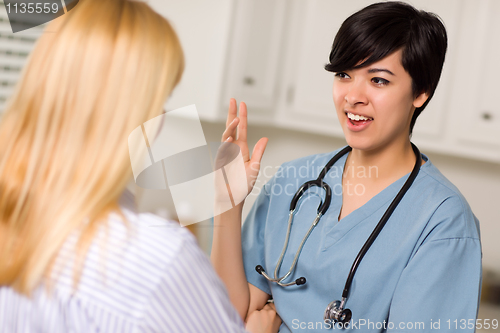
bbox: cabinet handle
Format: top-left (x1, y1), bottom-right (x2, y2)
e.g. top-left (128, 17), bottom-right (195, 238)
top-left (243, 77), bottom-right (255, 86)
top-left (287, 86), bottom-right (295, 104)
top-left (481, 112), bottom-right (493, 121)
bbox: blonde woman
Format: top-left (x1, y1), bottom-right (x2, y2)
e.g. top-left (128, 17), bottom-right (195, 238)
top-left (0, 0), bottom-right (257, 331)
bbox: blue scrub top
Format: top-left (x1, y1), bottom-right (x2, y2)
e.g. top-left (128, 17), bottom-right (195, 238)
top-left (242, 147), bottom-right (482, 332)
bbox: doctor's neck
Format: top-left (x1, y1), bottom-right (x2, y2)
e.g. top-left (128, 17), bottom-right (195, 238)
top-left (346, 139), bottom-right (418, 181)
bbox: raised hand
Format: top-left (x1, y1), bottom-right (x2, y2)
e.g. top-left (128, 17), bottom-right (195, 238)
top-left (220, 98), bottom-right (268, 199)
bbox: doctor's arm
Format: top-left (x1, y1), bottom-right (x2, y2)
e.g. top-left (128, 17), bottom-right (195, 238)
top-left (211, 99), bottom-right (270, 321)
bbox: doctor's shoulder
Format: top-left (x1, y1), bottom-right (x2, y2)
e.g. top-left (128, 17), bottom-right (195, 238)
top-left (414, 160), bottom-right (480, 243)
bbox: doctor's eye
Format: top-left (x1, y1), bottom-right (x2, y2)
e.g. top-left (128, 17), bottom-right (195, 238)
top-left (335, 72), bottom-right (350, 80)
top-left (371, 77), bottom-right (390, 86)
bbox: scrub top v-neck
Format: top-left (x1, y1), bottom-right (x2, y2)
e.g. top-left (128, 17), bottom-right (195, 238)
top-left (241, 146), bottom-right (481, 332)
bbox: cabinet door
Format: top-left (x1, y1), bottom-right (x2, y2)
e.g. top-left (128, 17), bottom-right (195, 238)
top-left (447, 0), bottom-right (500, 161)
top-left (409, 0), bottom-right (462, 141)
top-left (149, 0), bottom-right (234, 121)
top-left (222, 0), bottom-right (287, 123)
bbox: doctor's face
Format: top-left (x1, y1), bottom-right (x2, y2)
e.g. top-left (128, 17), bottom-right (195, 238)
top-left (332, 49), bottom-right (427, 152)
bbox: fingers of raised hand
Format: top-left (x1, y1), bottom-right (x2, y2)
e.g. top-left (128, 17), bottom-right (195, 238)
top-left (221, 117), bottom-right (239, 142)
top-left (226, 98), bottom-right (237, 128)
top-left (237, 102), bottom-right (248, 143)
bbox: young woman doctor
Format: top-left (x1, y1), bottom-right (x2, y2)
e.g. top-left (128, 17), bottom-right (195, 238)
top-left (212, 2), bottom-right (482, 332)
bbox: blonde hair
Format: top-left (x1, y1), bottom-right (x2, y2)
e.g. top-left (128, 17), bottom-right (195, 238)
top-left (0, 0), bottom-right (184, 294)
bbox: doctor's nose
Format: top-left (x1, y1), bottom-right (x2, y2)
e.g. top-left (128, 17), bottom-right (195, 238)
top-left (344, 82), bottom-right (368, 106)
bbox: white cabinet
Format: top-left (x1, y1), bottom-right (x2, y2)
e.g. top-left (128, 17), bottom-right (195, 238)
top-left (148, 0), bottom-right (234, 120)
top-left (274, 0), bottom-right (358, 137)
top-left (151, 0), bottom-right (288, 123)
top-left (446, 0), bottom-right (500, 161)
top-left (222, 0), bottom-right (287, 123)
top-left (155, 0), bottom-right (500, 163)
top-left (408, 0), bottom-right (463, 141)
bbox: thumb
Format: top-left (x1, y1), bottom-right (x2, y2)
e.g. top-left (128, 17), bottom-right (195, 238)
top-left (250, 137), bottom-right (268, 168)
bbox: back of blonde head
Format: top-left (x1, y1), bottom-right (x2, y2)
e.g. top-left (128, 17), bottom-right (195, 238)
top-left (0, 0), bottom-right (184, 294)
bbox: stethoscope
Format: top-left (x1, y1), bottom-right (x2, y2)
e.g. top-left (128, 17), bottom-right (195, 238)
top-left (255, 143), bottom-right (422, 325)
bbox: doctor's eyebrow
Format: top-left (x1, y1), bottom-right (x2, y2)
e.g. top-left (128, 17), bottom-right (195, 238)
top-left (367, 68), bottom-right (395, 76)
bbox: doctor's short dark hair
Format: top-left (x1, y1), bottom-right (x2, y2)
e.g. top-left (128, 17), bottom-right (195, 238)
top-left (325, 1), bottom-right (447, 135)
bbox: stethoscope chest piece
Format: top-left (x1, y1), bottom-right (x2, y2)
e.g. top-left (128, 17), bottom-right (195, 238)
top-left (324, 300), bottom-right (352, 325)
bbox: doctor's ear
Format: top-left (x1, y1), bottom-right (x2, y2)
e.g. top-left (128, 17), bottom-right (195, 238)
top-left (413, 91), bottom-right (429, 108)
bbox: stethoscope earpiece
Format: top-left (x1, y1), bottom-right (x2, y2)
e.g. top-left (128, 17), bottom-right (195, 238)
top-left (295, 277), bottom-right (306, 285)
top-left (324, 300), bottom-right (352, 325)
top-left (256, 265), bottom-right (307, 286)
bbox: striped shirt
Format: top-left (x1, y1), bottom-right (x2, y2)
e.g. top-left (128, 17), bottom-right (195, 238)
top-left (0, 192), bottom-right (247, 333)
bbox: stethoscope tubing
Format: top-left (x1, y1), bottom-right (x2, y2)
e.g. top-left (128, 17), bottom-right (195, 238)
top-left (341, 143), bottom-right (422, 298)
top-left (260, 147), bottom-right (353, 286)
top-left (269, 211), bottom-right (322, 285)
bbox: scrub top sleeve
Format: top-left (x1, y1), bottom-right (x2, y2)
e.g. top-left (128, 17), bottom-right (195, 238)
top-left (387, 238), bottom-right (481, 332)
top-left (387, 199), bottom-right (482, 332)
top-left (241, 179), bottom-right (274, 296)
top-left (141, 230), bottom-right (248, 333)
